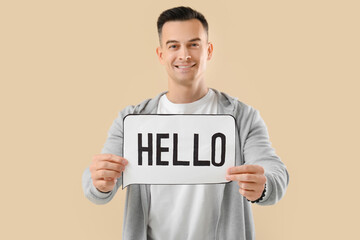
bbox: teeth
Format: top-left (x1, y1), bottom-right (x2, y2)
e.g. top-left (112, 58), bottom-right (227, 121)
top-left (177, 64), bottom-right (194, 69)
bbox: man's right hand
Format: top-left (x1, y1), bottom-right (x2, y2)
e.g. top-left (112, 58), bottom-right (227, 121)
top-left (89, 154), bottom-right (128, 193)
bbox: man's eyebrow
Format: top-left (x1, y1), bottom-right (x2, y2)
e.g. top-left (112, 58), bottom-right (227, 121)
top-left (166, 40), bottom-right (179, 45)
top-left (188, 37), bottom-right (201, 42)
top-left (165, 38), bottom-right (202, 45)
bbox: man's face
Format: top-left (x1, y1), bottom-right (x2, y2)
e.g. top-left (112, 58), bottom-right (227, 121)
top-left (156, 19), bottom-right (213, 87)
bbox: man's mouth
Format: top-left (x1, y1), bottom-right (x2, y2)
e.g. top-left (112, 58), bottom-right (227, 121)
top-left (175, 63), bottom-right (196, 69)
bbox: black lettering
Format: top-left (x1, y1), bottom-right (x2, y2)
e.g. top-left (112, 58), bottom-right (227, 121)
top-left (193, 134), bottom-right (210, 166)
top-left (173, 133), bottom-right (190, 166)
top-left (211, 133), bottom-right (226, 167)
top-left (157, 133), bottom-right (169, 165)
top-left (138, 133), bottom-right (153, 166)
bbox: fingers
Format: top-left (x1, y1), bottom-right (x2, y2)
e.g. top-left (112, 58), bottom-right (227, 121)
top-left (93, 153), bottom-right (128, 165)
top-left (238, 188), bottom-right (262, 201)
top-left (227, 165), bottom-right (264, 175)
top-left (91, 168), bottom-right (120, 192)
top-left (237, 181), bottom-right (259, 191)
top-left (226, 165), bottom-right (267, 201)
top-left (91, 154), bottom-right (128, 173)
top-left (226, 173), bottom-right (266, 184)
top-left (90, 153), bottom-right (128, 192)
top-left (92, 169), bottom-right (122, 181)
top-left (97, 161), bottom-right (125, 173)
top-left (237, 180), bottom-right (266, 201)
top-left (94, 179), bottom-right (117, 193)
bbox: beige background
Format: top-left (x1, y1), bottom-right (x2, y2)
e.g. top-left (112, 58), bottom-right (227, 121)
top-left (1, 0), bottom-right (359, 239)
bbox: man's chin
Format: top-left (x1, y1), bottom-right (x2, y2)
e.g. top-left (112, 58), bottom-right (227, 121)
top-left (172, 77), bottom-right (197, 87)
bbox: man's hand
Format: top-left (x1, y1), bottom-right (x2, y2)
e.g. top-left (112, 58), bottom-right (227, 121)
top-left (226, 165), bottom-right (266, 202)
top-left (89, 154), bottom-right (128, 193)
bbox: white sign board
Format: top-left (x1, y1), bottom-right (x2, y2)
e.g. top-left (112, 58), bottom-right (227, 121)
top-left (122, 114), bottom-right (235, 188)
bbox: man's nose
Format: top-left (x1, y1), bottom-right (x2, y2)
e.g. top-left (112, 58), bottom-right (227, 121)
top-left (178, 47), bottom-right (191, 61)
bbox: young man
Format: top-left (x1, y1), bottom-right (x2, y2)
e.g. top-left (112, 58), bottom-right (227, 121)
top-left (82, 6), bottom-right (289, 240)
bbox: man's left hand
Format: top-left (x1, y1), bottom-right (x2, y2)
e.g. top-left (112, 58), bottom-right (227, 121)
top-left (226, 165), bottom-right (266, 202)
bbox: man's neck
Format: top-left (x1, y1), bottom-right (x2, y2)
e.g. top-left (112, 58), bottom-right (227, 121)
top-left (166, 81), bottom-right (209, 104)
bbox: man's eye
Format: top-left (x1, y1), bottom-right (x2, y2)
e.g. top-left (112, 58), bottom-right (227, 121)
top-left (191, 43), bottom-right (199, 47)
top-left (169, 45), bottom-right (177, 49)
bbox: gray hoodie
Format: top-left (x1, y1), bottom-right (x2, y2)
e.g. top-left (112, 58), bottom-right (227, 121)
top-left (82, 89), bottom-right (289, 240)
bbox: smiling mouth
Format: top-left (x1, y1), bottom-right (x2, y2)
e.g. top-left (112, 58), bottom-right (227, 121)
top-left (175, 63), bottom-right (196, 69)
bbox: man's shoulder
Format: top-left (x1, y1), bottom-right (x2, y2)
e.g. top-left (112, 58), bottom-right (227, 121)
top-left (212, 88), bottom-right (255, 115)
top-left (118, 91), bottom-right (166, 116)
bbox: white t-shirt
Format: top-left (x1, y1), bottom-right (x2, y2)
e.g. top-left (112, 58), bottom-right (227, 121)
top-left (147, 89), bottom-right (225, 240)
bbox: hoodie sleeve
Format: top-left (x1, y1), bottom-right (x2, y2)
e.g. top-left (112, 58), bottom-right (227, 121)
top-left (239, 105), bottom-right (289, 206)
top-left (82, 105), bottom-right (134, 205)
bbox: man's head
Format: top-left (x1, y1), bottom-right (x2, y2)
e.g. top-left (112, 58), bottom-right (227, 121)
top-left (156, 6), bottom-right (213, 89)
top-left (157, 6), bottom-right (209, 46)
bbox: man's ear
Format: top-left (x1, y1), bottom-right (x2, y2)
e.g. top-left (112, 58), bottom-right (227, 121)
top-left (207, 42), bottom-right (214, 60)
top-left (156, 46), bottom-right (164, 64)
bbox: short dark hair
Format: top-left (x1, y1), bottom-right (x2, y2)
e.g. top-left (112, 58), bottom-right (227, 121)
top-left (157, 6), bottom-right (209, 44)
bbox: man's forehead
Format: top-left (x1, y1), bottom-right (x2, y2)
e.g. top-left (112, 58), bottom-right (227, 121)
top-left (161, 19), bottom-right (207, 45)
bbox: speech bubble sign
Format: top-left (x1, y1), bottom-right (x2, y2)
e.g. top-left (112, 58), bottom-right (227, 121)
top-left (122, 114), bottom-right (235, 188)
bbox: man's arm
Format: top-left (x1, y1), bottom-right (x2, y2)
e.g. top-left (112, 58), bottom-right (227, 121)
top-left (82, 106), bottom-right (133, 205)
top-left (228, 105), bottom-right (289, 205)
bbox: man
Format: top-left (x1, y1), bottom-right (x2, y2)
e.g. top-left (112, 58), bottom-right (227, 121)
top-left (82, 6), bottom-right (289, 240)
